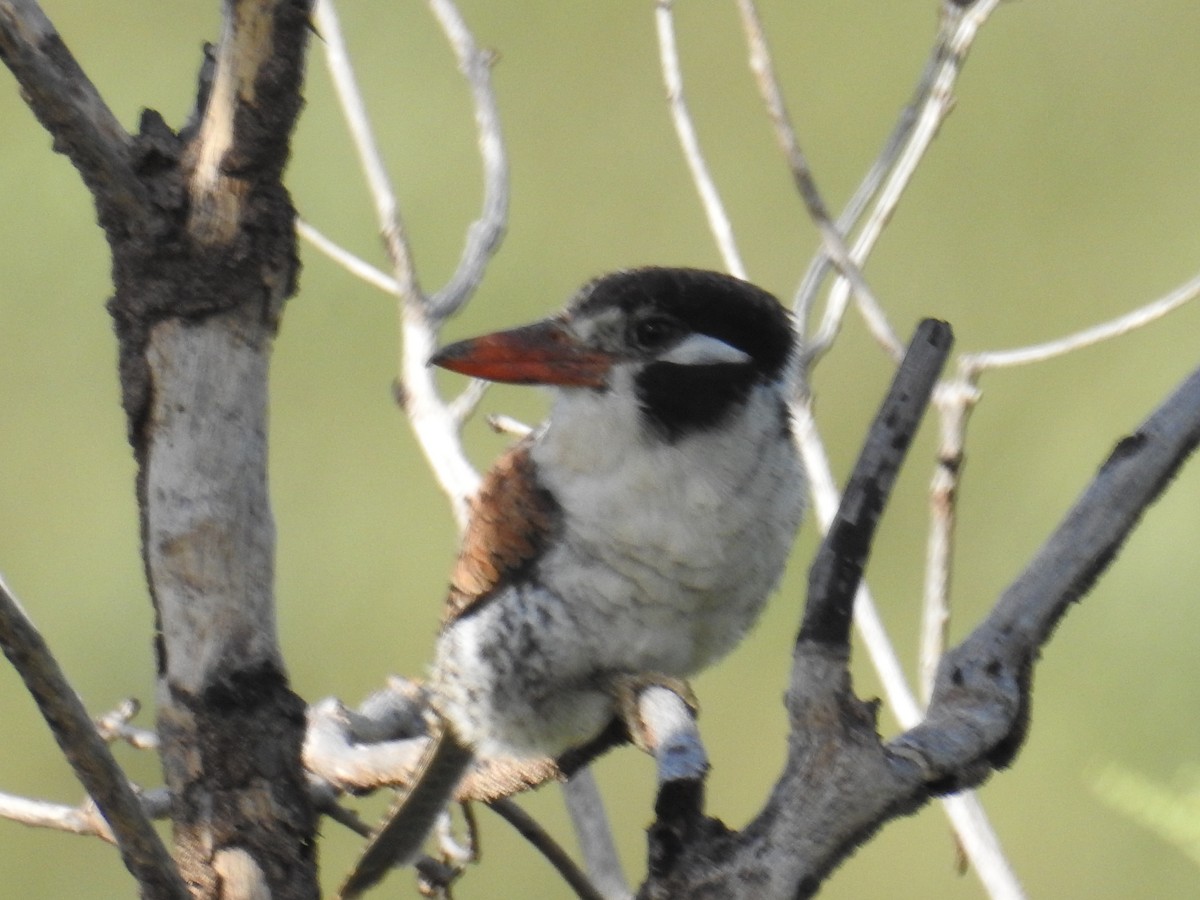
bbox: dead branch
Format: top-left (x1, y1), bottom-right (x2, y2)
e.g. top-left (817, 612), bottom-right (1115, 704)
top-left (0, 576), bottom-right (187, 898)
top-left (1, 0), bottom-right (319, 895)
top-left (0, 0), bottom-right (148, 230)
top-left (639, 352), bottom-right (1200, 898)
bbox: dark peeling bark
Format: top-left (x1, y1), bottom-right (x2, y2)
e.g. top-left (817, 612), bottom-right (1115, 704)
top-left (114, 4), bottom-right (318, 897)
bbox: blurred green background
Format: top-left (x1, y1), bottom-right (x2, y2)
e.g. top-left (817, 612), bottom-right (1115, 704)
top-left (2, 1), bottom-right (1199, 897)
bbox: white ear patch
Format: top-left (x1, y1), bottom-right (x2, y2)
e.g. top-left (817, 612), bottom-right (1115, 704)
top-left (658, 333), bottom-right (751, 366)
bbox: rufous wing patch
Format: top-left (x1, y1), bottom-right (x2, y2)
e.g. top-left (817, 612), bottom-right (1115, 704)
top-left (443, 441), bottom-right (559, 625)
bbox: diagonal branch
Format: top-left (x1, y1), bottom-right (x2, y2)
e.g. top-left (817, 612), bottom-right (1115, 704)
top-left (905, 359), bottom-right (1200, 777)
top-left (805, 0), bottom-right (1004, 363)
top-left (960, 268), bottom-right (1200, 375)
top-left (0, 576), bottom-right (188, 900)
top-left (800, 319), bottom-right (953, 645)
top-left (312, 0), bottom-right (422, 301)
top-left (641, 356), bottom-right (1200, 898)
top-left (654, 0), bottom-right (746, 279)
top-left (488, 799), bottom-right (607, 900)
top-left (0, 0), bottom-right (148, 232)
top-left (0, 788), bottom-right (173, 844)
top-left (313, 0), bottom-right (495, 526)
top-left (735, 0), bottom-right (902, 361)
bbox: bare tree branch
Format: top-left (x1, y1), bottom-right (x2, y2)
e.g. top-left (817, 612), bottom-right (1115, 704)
top-left (488, 799), bottom-right (607, 900)
top-left (804, 315), bottom-right (1022, 896)
top-left (791, 38), bottom-right (942, 341)
top-left (920, 377), bottom-right (978, 704)
top-left (790, 398), bottom-right (1023, 898)
top-left (304, 688), bottom-right (431, 794)
top-left (425, 0), bottom-right (509, 320)
top-left (721, 2), bottom-right (1021, 892)
top-left (312, 0), bottom-right (499, 527)
top-left (297, 218), bottom-right (402, 294)
top-left (0, 576), bottom-right (188, 899)
top-left (807, 0), bottom-right (1003, 362)
top-left (563, 770), bottom-right (630, 900)
top-left (312, 0), bottom-right (421, 302)
top-left (906, 360), bottom-right (1200, 775)
top-left (640, 353), bottom-right (1200, 898)
top-left (0, 0), bottom-right (320, 893)
top-left (0, 0), bottom-right (147, 231)
top-left (921, 267), bottom-right (1200, 708)
top-left (654, 0), bottom-right (746, 279)
top-left (800, 320), bottom-right (952, 644)
top-left (735, 0), bottom-right (902, 362)
top-left (961, 268), bottom-right (1200, 375)
top-left (0, 788), bottom-right (173, 844)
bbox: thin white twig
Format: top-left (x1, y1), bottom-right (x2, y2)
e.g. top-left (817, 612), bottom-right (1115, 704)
top-left (297, 220), bottom-right (401, 295)
top-left (425, 0), bottom-right (509, 319)
top-left (313, 0), bottom-right (486, 525)
top-left (94, 698), bottom-right (159, 751)
top-left (486, 413), bottom-right (534, 439)
top-left (447, 378), bottom-right (490, 427)
top-left (654, 0), bottom-right (746, 280)
top-left (961, 269), bottom-right (1200, 375)
top-left (791, 23), bottom-right (950, 344)
top-left (0, 788), bottom-right (173, 843)
top-left (920, 378), bottom-right (979, 704)
top-left (810, 0), bottom-right (1003, 361)
top-left (735, 0), bottom-right (902, 362)
top-left (563, 771), bottom-right (632, 900)
top-left (0, 791), bottom-right (116, 842)
top-left (313, 0), bottom-right (420, 300)
top-left (921, 268), bottom-right (1200, 702)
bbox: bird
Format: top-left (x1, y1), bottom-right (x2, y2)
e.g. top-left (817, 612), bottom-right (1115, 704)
top-left (341, 266), bottom-right (806, 897)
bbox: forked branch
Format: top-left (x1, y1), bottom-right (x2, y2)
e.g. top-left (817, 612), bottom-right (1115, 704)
top-left (641, 347), bottom-right (1200, 898)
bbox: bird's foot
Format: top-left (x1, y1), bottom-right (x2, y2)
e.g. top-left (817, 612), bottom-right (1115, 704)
top-left (611, 673), bottom-right (698, 754)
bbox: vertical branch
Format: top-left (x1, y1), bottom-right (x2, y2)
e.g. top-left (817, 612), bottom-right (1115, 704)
top-left (790, 30), bottom-right (947, 342)
top-left (425, 0), bottom-right (509, 319)
top-left (3, 0), bottom-right (319, 896)
top-left (920, 379), bottom-right (979, 703)
top-left (144, 0), bottom-right (317, 894)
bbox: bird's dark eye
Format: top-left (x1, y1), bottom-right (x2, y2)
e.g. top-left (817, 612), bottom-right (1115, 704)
top-left (629, 315), bottom-right (682, 351)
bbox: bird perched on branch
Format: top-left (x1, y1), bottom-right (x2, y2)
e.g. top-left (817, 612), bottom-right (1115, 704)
top-left (342, 267), bottom-right (805, 897)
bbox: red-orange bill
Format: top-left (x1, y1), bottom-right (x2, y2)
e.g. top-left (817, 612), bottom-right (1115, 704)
top-left (430, 320), bottom-right (615, 387)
